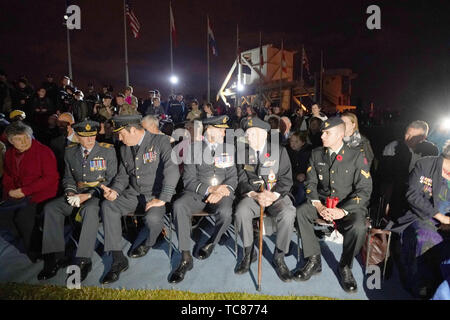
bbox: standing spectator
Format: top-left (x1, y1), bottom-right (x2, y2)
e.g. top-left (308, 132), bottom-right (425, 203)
top-left (141, 90), bottom-right (155, 115)
top-left (72, 90), bottom-right (90, 122)
top-left (145, 97), bottom-right (164, 117)
top-left (14, 77), bottom-right (34, 113)
top-left (201, 102), bottom-right (216, 120)
top-left (341, 112), bottom-right (374, 167)
top-left (168, 94), bottom-right (187, 125)
top-left (186, 99), bottom-right (201, 121)
top-left (41, 74), bottom-right (58, 105)
top-left (291, 106), bottom-right (306, 132)
top-left (93, 94), bottom-right (114, 120)
top-left (30, 88), bottom-right (55, 141)
top-left (0, 70), bottom-right (13, 114)
top-left (0, 122), bottom-right (59, 262)
top-left (124, 86), bottom-right (138, 110)
top-left (116, 93), bottom-right (138, 116)
top-left (300, 104), bottom-right (328, 131)
top-left (307, 117), bottom-right (324, 149)
top-left (230, 106), bottom-right (244, 130)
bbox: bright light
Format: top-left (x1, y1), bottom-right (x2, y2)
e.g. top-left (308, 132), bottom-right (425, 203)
top-left (441, 117), bottom-right (450, 130)
top-left (237, 83), bottom-right (244, 92)
top-left (170, 75), bottom-right (178, 84)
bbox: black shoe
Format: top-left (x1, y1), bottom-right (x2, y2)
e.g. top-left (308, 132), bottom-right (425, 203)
top-left (128, 244), bottom-right (150, 258)
top-left (198, 243), bottom-right (215, 260)
top-left (37, 257), bottom-right (70, 281)
top-left (101, 258), bottom-right (129, 285)
top-left (168, 258), bottom-right (194, 284)
top-left (272, 256), bottom-right (292, 282)
top-left (235, 248), bottom-right (257, 275)
top-left (27, 251), bottom-right (42, 264)
top-left (292, 255), bottom-right (322, 282)
top-left (78, 260), bottom-right (92, 282)
top-left (338, 265), bottom-right (357, 293)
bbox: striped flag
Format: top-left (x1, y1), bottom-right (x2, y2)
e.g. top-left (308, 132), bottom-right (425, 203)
top-left (207, 16), bottom-right (218, 56)
top-left (259, 31), bottom-right (263, 69)
top-left (170, 3), bottom-right (177, 48)
top-left (125, 0), bottom-right (140, 38)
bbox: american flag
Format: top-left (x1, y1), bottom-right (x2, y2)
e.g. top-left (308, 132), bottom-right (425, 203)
top-left (125, 0), bottom-right (140, 38)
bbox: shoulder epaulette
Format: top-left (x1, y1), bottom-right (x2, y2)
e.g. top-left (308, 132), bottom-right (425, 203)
top-left (99, 142), bottom-right (114, 148)
top-left (65, 143), bottom-right (78, 149)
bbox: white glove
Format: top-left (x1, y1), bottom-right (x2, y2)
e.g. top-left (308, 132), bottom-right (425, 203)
top-left (67, 195), bottom-right (81, 207)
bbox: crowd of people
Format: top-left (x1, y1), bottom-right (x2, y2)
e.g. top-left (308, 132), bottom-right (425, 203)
top-left (0, 72), bottom-right (449, 299)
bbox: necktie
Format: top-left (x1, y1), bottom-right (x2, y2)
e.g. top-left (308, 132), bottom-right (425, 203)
top-left (83, 149), bottom-right (89, 166)
top-left (256, 150), bottom-right (261, 173)
top-left (330, 151), bottom-right (337, 163)
top-left (211, 145), bottom-right (216, 158)
top-left (131, 145), bottom-right (139, 159)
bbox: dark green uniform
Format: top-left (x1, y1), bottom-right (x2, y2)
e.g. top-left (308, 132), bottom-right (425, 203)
top-left (296, 143), bottom-right (372, 267)
top-left (42, 141), bottom-right (117, 258)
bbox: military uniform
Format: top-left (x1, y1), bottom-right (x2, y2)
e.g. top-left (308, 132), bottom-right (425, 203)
top-left (234, 117), bottom-right (296, 281)
top-left (41, 121), bottom-right (117, 260)
top-left (102, 115), bottom-right (180, 253)
top-left (173, 116), bottom-right (237, 252)
top-left (296, 122), bottom-right (372, 269)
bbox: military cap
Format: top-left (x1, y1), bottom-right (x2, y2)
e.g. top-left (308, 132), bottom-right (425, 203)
top-left (321, 116), bottom-right (344, 131)
top-left (202, 115), bottom-right (229, 128)
top-left (241, 116), bottom-right (271, 132)
top-left (73, 120), bottom-right (100, 137)
top-left (9, 110), bottom-right (26, 120)
top-left (111, 115), bottom-right (142, 132)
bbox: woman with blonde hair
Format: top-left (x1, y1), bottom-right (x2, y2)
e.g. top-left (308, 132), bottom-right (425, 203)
top-left (341, 112), bottom-right (374, 166)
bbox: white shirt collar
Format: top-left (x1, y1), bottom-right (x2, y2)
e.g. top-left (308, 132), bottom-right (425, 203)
top-left (137, 131), bottom-right (145, 146)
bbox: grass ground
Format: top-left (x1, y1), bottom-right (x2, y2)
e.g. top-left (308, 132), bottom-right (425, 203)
top-left (0, 282), bottom-right (335, 300)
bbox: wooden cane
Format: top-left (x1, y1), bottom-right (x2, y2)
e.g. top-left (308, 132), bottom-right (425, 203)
top-left (257, 183), bottom-right (264, 292)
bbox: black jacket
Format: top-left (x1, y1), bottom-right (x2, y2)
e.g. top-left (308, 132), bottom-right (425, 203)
top-left (392, 156), bottom-right (446, 233)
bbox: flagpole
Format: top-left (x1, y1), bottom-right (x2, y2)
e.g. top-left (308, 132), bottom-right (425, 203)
top-left (236, 24), bottom-right (240, 108)
top-left (207, 15), bottom-right (210, 103)
top-left (320, 50), bottom-right (323, 106)
top-left (259, 31), bottom-right (262, 107)
top-left (66, 25), bottom-right (73, 81)
top-left (123, 0), bottom-right (129, 86)
top-left (170, 1), bottom-right (174, 94)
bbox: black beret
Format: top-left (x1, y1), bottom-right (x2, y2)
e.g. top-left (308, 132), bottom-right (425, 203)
top-left (241, 116), bottom-right (271, 132)
top-left (73, 120), bottom-right (100, 137)
top-left (202, 115), bottom-right (229, 128)
top-left (321, 116), bottom-right (344, 131)
top-left (111, 115), bottom-right (142, 132)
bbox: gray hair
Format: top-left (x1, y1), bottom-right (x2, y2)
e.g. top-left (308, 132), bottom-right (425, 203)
top-left (142, 115), bottom-right (159, 128)
top-left (407, 120), bottom-right (429, 137)
top-left (5, 121), bottom-right (33, 141)
top-left (443, 140), bottom-right (450, 159)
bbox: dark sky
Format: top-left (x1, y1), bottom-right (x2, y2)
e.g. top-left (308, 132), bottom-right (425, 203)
top-left (1, 0), bottom-right (449, 117)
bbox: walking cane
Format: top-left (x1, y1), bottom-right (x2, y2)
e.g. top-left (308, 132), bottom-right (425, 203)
top-left (254, 181), bottom-right (265, 292)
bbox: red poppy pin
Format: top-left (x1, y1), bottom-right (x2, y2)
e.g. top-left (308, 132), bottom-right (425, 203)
top-left (364, 157), bottom-right (368, 165)
top-left (336, 155), bottom-right (343, 161)
top-left (265, 153), bottom-right (270, 158)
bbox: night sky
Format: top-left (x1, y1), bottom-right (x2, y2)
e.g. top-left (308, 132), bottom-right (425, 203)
top-left (1, 0), bottom-right (449, 119)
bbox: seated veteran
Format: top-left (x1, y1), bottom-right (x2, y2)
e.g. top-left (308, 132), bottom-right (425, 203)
top-left (169, 115), bottom-right (237, 283)
top-left (38, 120), bottom-right (117, 282)
top-left (294, 117), bottom-right (372, 293)
top-left (396, 139), bottom-right (450, 298)
top-left (234, 117), bottom-right (296, 282)
top-left (100, 115), bottom-right (180, 284)
top-left (0, 122), bottom-right (59, 262)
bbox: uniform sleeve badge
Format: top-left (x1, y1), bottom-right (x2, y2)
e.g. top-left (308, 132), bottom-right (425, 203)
top-left (361, 169), bottom-right (371, 179)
